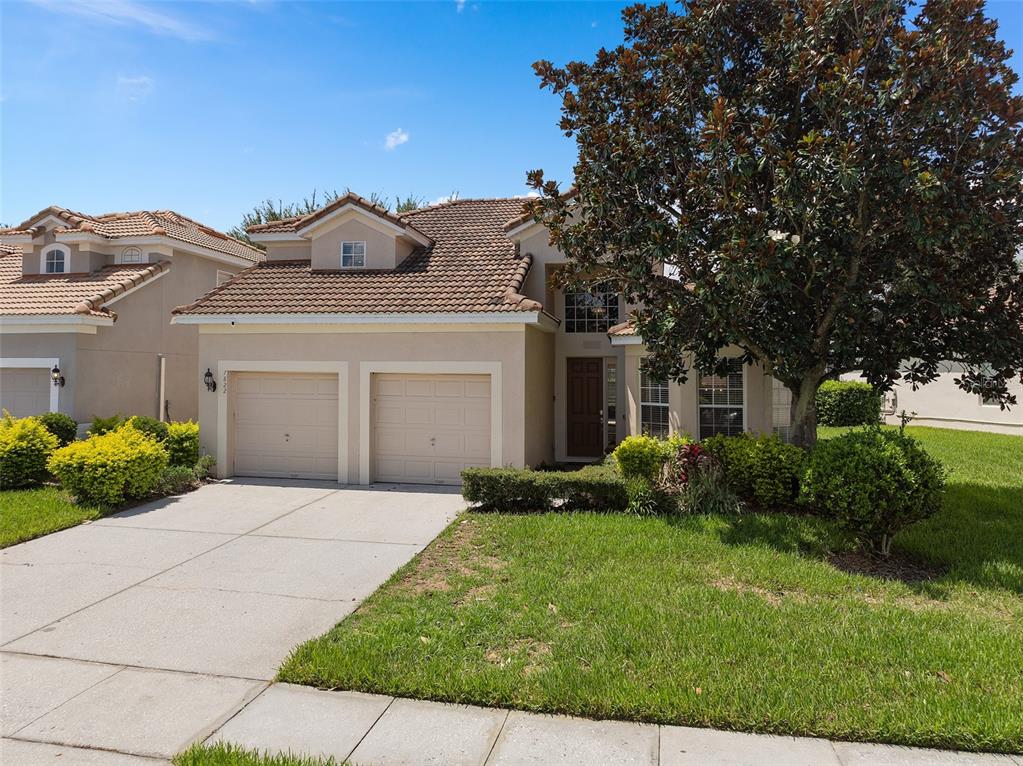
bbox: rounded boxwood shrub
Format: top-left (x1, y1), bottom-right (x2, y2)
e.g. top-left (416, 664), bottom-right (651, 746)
top-left (702, 432), bottom-right (804, 509)
top-left (36, 412), bottom-right (78, 447)
top-left (799, 429), bottom-right (945, 555)
top-left (126, 415), bottom-right (169, 442)
top-left (88, 414), bottom-right (124, 437)
top-left (0, 412), bottom-right (59, 488)
top-left (166, 421), bottom-right (200, 467)
top-left (48, 422), bottom-right (169, 506)
top-left (612, 435), bottom-right (668, 481)
top-left (816, 380), bottom-right (881, 426)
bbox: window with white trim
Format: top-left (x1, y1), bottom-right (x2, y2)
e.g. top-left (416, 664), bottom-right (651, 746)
top-left (341, 241), bottom-right (366, 268)
top-left (120, 246), bottom-right (142, 263)
top-left (771, 378), bottom-right (793, 443)
top-left (564, 284), bottom-right (619, 333)
top-left (43, 246), bottom-right (68, 274)
top-left (699, 359), bottom-right (744, 439)
top-left (640, 370), bottom-right (670, 438)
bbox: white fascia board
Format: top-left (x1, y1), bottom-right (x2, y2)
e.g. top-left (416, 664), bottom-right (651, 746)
top-left (0, 233), bottom-right (34, 244)
top-left (172, 311), bottom-right (544, 326)
top-left (503, 219), bottom-right (547, 241)
top-left (609, 334), bottom-right (644, 346)
top-left (54, 232), bottom-right (108, 246)
top-left (248, 232), bottom-right (308, 243)
top-left (296, 203), bottom-right (423, 242)
top-left (0, 314), bottom-right (114, 328)
top-left (55, 233), bottom-right (259, 268)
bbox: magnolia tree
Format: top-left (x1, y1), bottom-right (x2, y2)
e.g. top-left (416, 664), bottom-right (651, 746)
top-left (528, 0), bottom-right (1023, 448)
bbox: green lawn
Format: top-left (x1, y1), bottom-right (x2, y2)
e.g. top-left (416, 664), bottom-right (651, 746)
top-left (0, 486), bottom-right (104, 548)
top-left (175, 744), bottom-right (341, 766)
top-left (279, 426), bottom-right (1023, 753)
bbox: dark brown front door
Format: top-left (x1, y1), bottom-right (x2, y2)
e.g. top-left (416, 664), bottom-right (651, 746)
top-left (567, 357), bottom-right (603, 457)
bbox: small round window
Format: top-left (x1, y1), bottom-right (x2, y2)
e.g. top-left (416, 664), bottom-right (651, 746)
top-left (121, 247), bottom-right (142, 263)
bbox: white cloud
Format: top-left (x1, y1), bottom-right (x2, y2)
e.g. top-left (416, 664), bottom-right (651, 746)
top-left (30, 0), bottom-right (213, 42)
top-left (513, 190), bottom-right (541, 199)
top-left (429, 193), bottom-right (459, 206)
top-left (384, 128), bottom-right (409, 150)
top-left (591, 20), bottom-right (598, 28)
top-left (455, 0), bottom-right (466, 12)
top-left (117, 74), bottom-right (153, 102)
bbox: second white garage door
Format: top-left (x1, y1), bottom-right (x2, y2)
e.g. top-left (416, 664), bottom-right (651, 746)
top-left (0, 368), bottom-right (51, 418)
top-left (372, 373), bottom-right (491, 484)
top-left (233, 372), bottom-right (339, 481)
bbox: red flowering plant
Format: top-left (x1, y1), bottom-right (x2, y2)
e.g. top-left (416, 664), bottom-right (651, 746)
top-left (661, 442), bottom-right (713, 494)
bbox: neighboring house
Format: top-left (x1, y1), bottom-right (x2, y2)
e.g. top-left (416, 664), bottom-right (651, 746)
top-left (0, 207), bottom-right (262, 424)
top-left (172, 192), bottom-right (785, 484)
top-left (844, 368), bottom-right (1022, 436)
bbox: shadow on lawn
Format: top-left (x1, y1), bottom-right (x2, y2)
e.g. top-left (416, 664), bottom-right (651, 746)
top-left (705, 482), bottom-right (1023, 596)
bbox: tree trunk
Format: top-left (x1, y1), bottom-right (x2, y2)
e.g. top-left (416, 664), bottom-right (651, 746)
top-left (789, 377), bottom-right (820, 450)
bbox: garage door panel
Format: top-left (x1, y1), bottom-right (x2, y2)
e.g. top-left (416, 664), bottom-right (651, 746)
top-left (0, 368), bottom-right (51, 418)
top-left (372, 373), bottom-right (492, 485)
top-left (233, 372), bottom-right (338, 481)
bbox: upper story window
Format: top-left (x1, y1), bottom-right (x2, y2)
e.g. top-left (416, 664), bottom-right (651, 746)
top-left (120, 246), bottom-right (142, 263)
top-left (699, 359), bottom-right (744, 439)
top-left (564, 283), bottom-right (619, 333)
top-left (640, 370), bottom-right (670, 439)
top-left (341, 241), bottom-right (366, 268)
top-left (42, 245), bottom-right (69, 274)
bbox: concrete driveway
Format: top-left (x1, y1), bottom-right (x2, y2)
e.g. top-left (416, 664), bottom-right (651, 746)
top-left (0, 480), bottom-right (462, 763)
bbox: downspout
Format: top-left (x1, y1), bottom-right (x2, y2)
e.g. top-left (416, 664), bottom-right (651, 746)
top-left (157, 355), bottom-right (166, 421)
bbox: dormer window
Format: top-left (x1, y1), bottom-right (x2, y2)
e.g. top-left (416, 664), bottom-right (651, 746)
top-left (42, 245), bottom-right (69, 274)
top-left (120, 246), bottom-right (142, 263)
top-left (341, 241), bottom-right (366, 268)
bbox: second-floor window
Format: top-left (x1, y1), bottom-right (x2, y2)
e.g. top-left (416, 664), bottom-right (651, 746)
top-left (341, 241), bottom-right (366, 268)
top-left (43, 246), bottom-right (67, 274)
top-left (564, 283), bottom-right (619, 333)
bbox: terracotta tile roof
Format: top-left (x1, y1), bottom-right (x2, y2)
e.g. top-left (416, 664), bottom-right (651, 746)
top-left (0, 252), bottom-right (169, 318)
top-left (0, 242), bottom-right (22, 255)
top-left (176, 198), bottom-right (546, 316)
top-left (607, 320), bottom-right (637, 337)
top-left (0, 206), bottom-right (262, 262)
top-left (247, 192), bottom-right (429, 242)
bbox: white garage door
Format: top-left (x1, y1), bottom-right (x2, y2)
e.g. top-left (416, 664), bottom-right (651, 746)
top-left (372, 373), bottom-right (491, 485)
top-left (0, 368), bottom-right (51, 418)
top-left (232, 372), bottom-right (339, 481)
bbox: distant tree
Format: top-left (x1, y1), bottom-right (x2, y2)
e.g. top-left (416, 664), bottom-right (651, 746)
top-left (230, 189), bottom-right (426, 246)
top-left (528, 0), bottom-right (1023, 449)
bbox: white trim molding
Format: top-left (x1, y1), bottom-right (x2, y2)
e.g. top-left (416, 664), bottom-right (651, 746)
top-left (40, 243), bottom-right (70, 274)
top-left (609, 334), bottom-right (643, 346)
top-left (0, 315), bottom-right (113, 333)
top-left (215, 360), bottom-right (350, 484)
top-left (0, 357), bottom-right (61, 412)
top-left (358, 361), bottom-right (503, 485)
top-left (174, 311), bottom-right (557, 330)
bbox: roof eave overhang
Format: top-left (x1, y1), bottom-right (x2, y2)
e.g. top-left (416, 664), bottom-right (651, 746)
top-left (295, 203), bottom-right (433, 246)
top-left (0, 314), bottom-right (115, 329)
top-left (172, 310), bottom-right (556, 329)
top-left (609, 334), bottom-right (643, 346)
top-left (0, 233), bottom-right (35, 245)
top-left (503, 219), bottom-right (547, 241)
top-left (51, 232), bottom-right (259, 267)
top-left (248, 232), bottom-right (307, 243)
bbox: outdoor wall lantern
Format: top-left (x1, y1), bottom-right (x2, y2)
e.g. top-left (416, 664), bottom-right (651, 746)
top-left (204, 368), bottom-right (217, 393)
top-left (51, 365), bottom-right (65, 387)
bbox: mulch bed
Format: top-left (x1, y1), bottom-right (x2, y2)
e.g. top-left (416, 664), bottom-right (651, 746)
top-left (828, 550), bottom-right (945, 584)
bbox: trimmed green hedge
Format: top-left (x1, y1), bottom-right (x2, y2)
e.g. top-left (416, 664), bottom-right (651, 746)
top-left (166, 421), bottom-right (201, 467)
top-left (702, 432), bottom-right (805, 509)
top-left (816, 380), bottom-right (881, 426)
top-left (462, 465), bottom-right (628, 513)
top-left (36, 412), bottom-right (78, 447)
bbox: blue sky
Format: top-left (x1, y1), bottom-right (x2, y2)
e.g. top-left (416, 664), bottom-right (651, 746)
top-left (2, 1), bottom-right (1023, 233)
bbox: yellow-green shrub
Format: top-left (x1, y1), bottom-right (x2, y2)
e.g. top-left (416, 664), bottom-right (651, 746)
top-left (612, 435), bottom-right (668, 481)
top-left (0, 412), bottom-right (59, 488)
top-left (48, 422), bottom-right (168, 506)
top-left (166, 421), bottom-right (200, 467)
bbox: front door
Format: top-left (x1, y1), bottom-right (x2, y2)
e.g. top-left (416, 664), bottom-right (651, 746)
top-left (566, 357), bottom-right (604, 457)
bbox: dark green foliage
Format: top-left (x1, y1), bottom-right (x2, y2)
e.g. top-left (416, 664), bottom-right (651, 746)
top-left (154, 465), bottom-right (200, 496)
top-left (528, 0), bottom-right (1023, 449)
top-left (702, 433), bottom-right (805, 509)
top-left (88, 414), bottom-right (124, 436)
top-left (461, 465), bottom-right (629, 513)
top-left (35, 412), bottom-right (77, 447)
top-left (194, 453), bottom-right (216, 480)
top-left (624, 477), bottom-right (672, 515)
top-left (817, 381), bottom-right (881, 426)
top-left (800, 429), bottom-right (945, 555)
top-left (127, 416), bottom-right (169, 442)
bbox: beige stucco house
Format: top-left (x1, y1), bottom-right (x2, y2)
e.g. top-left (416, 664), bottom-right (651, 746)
top-left (172, 193), bottom-right (786, 484)
top-left (0, 207), bottom-right (262, 424)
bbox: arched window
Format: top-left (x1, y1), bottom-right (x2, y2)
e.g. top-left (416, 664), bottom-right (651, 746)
top-left (41, 245), bottom-right (69, 274)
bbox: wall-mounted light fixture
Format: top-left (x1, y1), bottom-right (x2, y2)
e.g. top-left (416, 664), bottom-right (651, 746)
top-left (204, 368), bottom-right (217, 392)
top-left (51, 364), bottom-right (65, 387)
